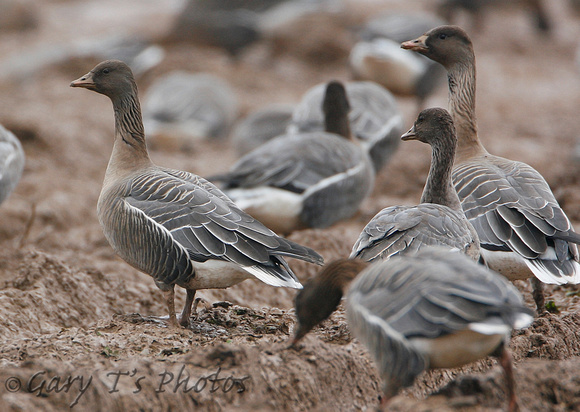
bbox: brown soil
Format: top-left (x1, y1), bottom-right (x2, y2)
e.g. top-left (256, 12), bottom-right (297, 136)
top-left (0, 0), bottom-right (580, 411)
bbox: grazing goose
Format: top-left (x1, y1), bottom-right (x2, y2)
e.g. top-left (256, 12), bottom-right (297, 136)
top-left (0, 124), bottom-right (25, 206)
top-left (70, 60), bottom-right (323, 328)
top-left (351, 108), bottom-right (480, 263)
top-left (211, 81), bottom-right (375, 235)
top-left (402, 26), bottom-right (580, 312)
top-left (142, 71), bottom-right (238, 150)
top-left (350, 12), bottom-right (446, 110)
top-left (292, 248), bottom-right (533, 412)
top-left (288, 81), bottom-right (403, 173)
top-left (230, 104), bottom-right (294, 156)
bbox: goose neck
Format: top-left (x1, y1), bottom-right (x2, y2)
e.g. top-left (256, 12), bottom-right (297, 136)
top-left (420, 136), bottom-right (462, 211)
top-left (447, 61), bottom-right (487, 162)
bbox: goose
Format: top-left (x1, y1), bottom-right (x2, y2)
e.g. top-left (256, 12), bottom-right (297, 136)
top-left (349, 12), bottom-right (446, 110)
top-left (292, 248), bottom-right (533, 412)
top-left (350, 107), bottom-right (480, 262)
top-left (230, 104), bottom-right (294, 156)
top-left (288, 81), bottom-right (403, 173)
top-left (0, 124), bottom-right (25, 206)
top-left (211, 81), bottom-right (375, 235)
top-left (142, 71), bottom-right (238, 150)
top-left (70, 60), bottom-right (323, 328)
top-left (402, 25), bottom-right (580, 313)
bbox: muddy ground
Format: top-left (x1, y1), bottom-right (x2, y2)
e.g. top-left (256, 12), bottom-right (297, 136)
top-left (0, 0), bottom-right (579, 410)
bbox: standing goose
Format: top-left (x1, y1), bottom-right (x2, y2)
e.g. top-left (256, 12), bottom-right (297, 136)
top-left (292, 248), bottom-right (533, 412)
top-left (288, 81), bottom-right (403, 173)
top-left (0, 124), bottom-right (25, 206)
top-left (70, 60), bottom-right (323, 328)
top-left (402, 26), bottom-right (580, 312)
top-left (351, 108), bottom-right (480, 263)
top-left (211, 81), bottom-right (375, 235)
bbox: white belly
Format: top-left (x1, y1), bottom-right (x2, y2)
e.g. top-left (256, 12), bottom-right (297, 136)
top-left (226, 187), bottom-right (304, 234)
top-left (481, 249), bottom-right (532, 281)
top-left (411, 329), bottom-right (504, 369)
top-left (186, 260), bottom-right (252, 290)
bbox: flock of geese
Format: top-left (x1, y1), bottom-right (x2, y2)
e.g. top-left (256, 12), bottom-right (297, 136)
top-left (0, 6), bottom-right (576, 410)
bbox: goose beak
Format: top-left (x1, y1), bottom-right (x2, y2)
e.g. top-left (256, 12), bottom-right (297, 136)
top-left (70, 71), bottom-right (96, 89)
top-left (401, 125), bottom-right (417, 141)
top-left (401, 34), bottom-right (428, 52)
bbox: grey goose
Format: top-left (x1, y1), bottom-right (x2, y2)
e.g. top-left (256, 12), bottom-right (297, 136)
top-left (288, 80), bottom-right (403, 173)
top-left (350, 11), bottom-right (446, 110)
top-left (142, 71), bottom-right (238, 149)
top-left (0, 124), bottom-right (25, 206)
top-left (292, 248), bottom-right (533, 412)
top-left (70, 60), bottom-right (323, 328)
top-left (402, 26), bottom-right (580, 312)
top-left (211, 81), bottom-right (375, 235)
top-left (351, 108), bottom-right (480, 263)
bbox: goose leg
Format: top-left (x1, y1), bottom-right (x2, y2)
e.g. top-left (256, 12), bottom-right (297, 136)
top-left (531, 277), bottom-right (546, 314)
top-left (179, 289), bottom-right (196, 328)
top-left (498, 347), bottom-right (519, 412)
top-left (162, 286), bottom-right (179, 328)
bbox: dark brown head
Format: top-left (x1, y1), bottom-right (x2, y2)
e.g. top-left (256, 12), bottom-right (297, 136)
top-left (290, 258), bottom-right (367, 347)
top-left (401, 107), bottom-right (456, 146)
top-left (400, 25), bottom-right (473, 68)
top-left (70, 60), bottom-right (137, 99)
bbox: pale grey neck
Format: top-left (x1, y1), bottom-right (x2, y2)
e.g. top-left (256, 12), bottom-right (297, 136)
top-left (448, 62), bottom-right (477, 142)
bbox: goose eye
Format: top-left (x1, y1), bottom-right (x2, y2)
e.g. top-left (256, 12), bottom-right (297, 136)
top-left (439, 33), bottom-right (447, 40)
top-left (102, 68), bottom-right (110, 74)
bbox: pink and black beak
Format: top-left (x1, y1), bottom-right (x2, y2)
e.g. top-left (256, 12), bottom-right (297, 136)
top-left (400, 34), bottom-right (429, 53)
top-left (70, 71), bottom-right (96, 90)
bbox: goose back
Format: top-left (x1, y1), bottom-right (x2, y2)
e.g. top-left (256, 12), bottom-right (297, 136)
top-left (289, 81), bottom-right (403, 172)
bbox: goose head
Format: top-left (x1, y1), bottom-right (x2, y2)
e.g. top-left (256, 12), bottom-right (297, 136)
top-left (401, 107), bottom-right (456, 146)
top-left (401, 25), bottom-right (474, 69)
top-left (322, 81), bottom-right (352, 139)
top-left (70, 59), bottom-right (137, 99)
top-left (290, 258), bottom-right (367, 347)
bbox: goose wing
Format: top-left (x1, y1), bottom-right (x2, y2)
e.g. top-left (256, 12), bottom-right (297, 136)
top-left (213, 132), bottom-right (364, 194)
top-left (350, 204), bottom-right (477, 261)
top-left (123, 168), bottom-right (322, 285)
top-left (453, 157), bottom-right (580, 284)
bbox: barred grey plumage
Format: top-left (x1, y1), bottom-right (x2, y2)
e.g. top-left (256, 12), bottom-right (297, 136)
top-left (289, 81), bottom-right (403, 173)
top-left (351, 108), bottom-right (480, 262)
top-left (402, 26), bottom-right (580, 313)
top-left (211, 81), bottom-right (375, 234)
top-left (346, 248), bottom-right (533, 409)
top-left (0, 124), bottom-right (25, 206)
top-left (70, 60), bottom-right (323, 328)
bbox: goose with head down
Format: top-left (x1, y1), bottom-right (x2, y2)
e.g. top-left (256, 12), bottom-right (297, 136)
top-left (351, 107), bottom-right (480, 263)
top-left (402, 25), bottom-right (580, 313)
top-left (292, 248), bottom-right (533, 412)
top-left (70, 60), bottom-right (323, 328)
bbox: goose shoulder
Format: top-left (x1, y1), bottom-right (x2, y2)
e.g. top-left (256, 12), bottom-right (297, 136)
top-left (289, 81), bottom-right (403, 172)
top-left (0, 124), bottom-right (25, 205)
